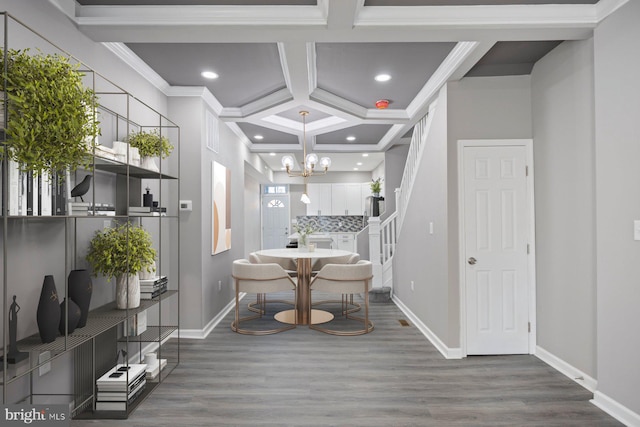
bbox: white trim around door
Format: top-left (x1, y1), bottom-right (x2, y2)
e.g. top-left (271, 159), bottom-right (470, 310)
top-left (457, 139), bottom-right (537, 357)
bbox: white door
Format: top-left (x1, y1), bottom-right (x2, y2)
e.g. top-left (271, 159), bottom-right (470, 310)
top-left (262, 195), bottom-right (290, 250)
top-left (463, 144), bottom-right (530, 355)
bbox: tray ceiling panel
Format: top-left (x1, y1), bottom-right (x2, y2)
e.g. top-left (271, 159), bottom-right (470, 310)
top-left (316, 124), bottom-right (393, 146)
top-left (126, 43), bottom-right (285, 108)
top-left (466, 40), bottom-right (562, 77)
top-left (78, 0), bottom-right (315, 5)
top-left (316, 42), bottom-right (455, 110)
top-left (237, 123), bottom-right (299, 145)
top-left (364, 0), bottom-right (598, 5)
top-left (278, 107), bottom-right (331, 123)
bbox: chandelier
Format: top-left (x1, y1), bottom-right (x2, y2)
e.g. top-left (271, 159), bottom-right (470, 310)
top-left (281, 111), bottom-right (331, 178)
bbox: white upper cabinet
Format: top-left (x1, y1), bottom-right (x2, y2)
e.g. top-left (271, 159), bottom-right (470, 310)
top-left (306, 183), bottom-right (332, 216)
top-left (331, 183), bottom-right (363, 216)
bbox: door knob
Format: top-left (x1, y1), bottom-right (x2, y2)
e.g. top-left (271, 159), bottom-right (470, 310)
top-left (468, 257), bottom-right (477, 265)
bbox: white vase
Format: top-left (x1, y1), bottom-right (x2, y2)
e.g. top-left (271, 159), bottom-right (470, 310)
top-left (140, 156), bottom-right (159, 172)
top-left (116, 273), bottom-right (140, 309)
top-left (129, 147), bottom-right (140, 166)
top-left (112, 141), bottom-right (128, 163)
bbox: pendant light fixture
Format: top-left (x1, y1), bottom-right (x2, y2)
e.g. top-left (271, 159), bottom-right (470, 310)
top-left (281, 111), bottom-right (331, 204)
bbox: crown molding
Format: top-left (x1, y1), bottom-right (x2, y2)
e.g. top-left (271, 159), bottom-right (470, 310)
top-left (76, 4), bottom-right (327, 26)
top-left (101, 42), bottom-right (170, 94)
top-left (311, 88), bottom-right (369, 120)
top-left (356, 4), bottom-right (599, 28)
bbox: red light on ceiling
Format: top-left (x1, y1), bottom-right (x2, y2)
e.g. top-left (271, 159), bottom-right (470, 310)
top-left (375, 99), bottom-right (389, 109)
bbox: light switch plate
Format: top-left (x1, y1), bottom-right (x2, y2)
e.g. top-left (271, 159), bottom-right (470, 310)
top-left (635, 220), bottom-right (640, 241)
top-left (179, 200), bottom-right (192, 211)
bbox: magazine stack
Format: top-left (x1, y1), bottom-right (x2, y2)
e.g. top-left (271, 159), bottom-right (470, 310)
top-left (140, 276), bottom-right (168, 300)
top-left (95, 364), bottom-right (146, 411)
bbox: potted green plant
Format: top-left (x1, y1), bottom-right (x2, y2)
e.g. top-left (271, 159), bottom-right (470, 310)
top-left (370, 177), bottom-right (382, 197)
top-left (1, 48), bottom-right (100, 174)
top-left (126, 129), bottom-right (173, 171)
top-left (86, 223), bottom-right (156, 309)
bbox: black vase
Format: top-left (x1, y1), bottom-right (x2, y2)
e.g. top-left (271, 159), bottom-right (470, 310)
top-left (68, 269), bottom-right (92, 328)
top-left (37, 275), bottom-right (61, 344)
top-left (58, 298), bottom-right (81, 336)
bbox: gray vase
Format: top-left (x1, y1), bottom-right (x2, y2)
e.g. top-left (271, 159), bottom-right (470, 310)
top-left (37, 275), bottom-right (61, 344)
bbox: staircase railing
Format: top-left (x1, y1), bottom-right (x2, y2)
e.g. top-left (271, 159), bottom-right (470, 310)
top-left (368, 101), bottom-right (436, 292)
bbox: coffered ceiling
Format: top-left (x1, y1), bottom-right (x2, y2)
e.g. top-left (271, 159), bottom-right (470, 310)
top-left (52, 0), bottom-right (625, 171)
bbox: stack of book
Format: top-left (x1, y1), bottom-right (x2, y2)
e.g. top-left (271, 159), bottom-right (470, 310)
top-left (128, 206), bottom-right (167, 216)
top-left (87, 203), bottom-right (116, 216)
top-left (140, 276), bottom-right (168, 300)
top-left (8, 162), bottom-right (62, 216)
top-left (70, 202), bottom-right (91, 216)
top-left (95, 364), bottom-right (146, 411)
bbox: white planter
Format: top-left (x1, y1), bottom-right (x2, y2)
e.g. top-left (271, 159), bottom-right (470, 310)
top-left (140, 156), bottom-right (159, 172)
top-left (116, 273), bottom-right (140, 309)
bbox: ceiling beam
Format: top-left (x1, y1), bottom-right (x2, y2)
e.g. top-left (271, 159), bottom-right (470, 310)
top-left (278, 42), bottom-right (314, 101)
top-left (326, 0), bottom-right (362, 31)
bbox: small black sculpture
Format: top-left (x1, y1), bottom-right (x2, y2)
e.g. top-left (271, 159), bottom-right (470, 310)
top-left (1, 296), bottom-right (28, 366)
top-left (70, 174), bottom-right (92, 202)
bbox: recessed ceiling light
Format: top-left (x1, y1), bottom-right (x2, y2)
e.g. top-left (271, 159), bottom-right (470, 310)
top-left (346, 136), bottom-right (356, 142)
top-left (201, 71), bottom-right (219, 79)
top-left (357, 162), bottom-right (363, 166)
top-left (254, 135), bottom-right (264, 140)
top-left (374, 73), bottom-right (391, 82)
top-left (353, 167), bottom-right (359, 171)
top-left (362, 153), bottom-right (369, 157)
top-left (269, 152), bottom-right (276, 156)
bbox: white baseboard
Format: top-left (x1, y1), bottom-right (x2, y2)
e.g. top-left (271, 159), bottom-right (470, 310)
top-left (592, 391), bottom-right (640, 427)
top-left (535, 345), bottom-right (597, 392)
top-left (179, 293), bottom-right (244, 339)
top-left (392, 295), bottom-right (462, 359)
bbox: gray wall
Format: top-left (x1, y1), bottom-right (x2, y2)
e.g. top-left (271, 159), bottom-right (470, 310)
top-left (593, 0), bottom-right (640, 414)
top-left (169, 98), bottom-right (271, 330)
top-left (393, 86), bottom-right (451, 344)
top-left (446, 75), bottom-right (533, 346)
top-left (530, 39), bottom-right (597, 378)
top-left (244, 171), bottom-right (262, 257)
top-left (393, 76), bottom-right (533, 349)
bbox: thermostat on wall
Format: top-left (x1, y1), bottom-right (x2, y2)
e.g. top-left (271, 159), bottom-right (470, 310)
top-left (179, 200), bottom-right (193, 211)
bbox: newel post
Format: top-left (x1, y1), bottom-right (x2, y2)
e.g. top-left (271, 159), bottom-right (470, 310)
top-left (368, 216), bottom-right (383, 288)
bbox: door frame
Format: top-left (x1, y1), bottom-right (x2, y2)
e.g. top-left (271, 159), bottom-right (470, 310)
top-left (457, 139), bottom-right (537, 357)
top-left (261, 193), bottom-right (291, 250)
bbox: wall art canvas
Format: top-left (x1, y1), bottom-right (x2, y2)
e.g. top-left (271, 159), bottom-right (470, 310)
top-left (212, 161), bottom-right (231, 255)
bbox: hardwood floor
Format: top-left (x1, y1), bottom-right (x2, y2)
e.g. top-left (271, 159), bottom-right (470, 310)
top-left (72, 294), bottom-right (621, 426)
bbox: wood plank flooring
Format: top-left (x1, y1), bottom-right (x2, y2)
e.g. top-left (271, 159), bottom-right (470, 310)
top-left (72, 294), bottom-right (622, 426)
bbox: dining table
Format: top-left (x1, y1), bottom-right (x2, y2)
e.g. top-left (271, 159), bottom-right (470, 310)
top-left (255, 248), bottom-right (354, 325)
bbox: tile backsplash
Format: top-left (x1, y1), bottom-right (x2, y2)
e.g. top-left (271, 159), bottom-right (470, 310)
top-left (296, 215), bottom-right (367, 233)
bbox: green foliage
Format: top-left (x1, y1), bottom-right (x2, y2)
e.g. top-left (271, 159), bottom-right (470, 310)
top-left (370, 177), bottom-right (382, 194)
top-left (86, 223), bottom-right (156, 279)
top-left (127, 129), bottom-right (173, 158)
top-left (1, 48), bottom-right (100, 174)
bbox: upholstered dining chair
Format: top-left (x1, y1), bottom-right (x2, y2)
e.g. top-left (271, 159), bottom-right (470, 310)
top-left (248, 252), bottom-right (296, 314)
top-left (309, 260), bottom-right (374, 336)
top-left (250, 252), bottom-right (297, 277)
top-left (311, 252), bottom-right (359, 273)
top-left (231, 259), bottom-right (297, 335)
top-left (312, 253), bottom-right (361, 314)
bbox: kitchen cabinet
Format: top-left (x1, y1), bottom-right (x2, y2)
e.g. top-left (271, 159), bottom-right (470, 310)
top-left (331, 233), bottom-right (356, 252)
top-left (331, 183), bottom-right (363, 216)
top-left (306, 183), bottom-right (332, 216)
